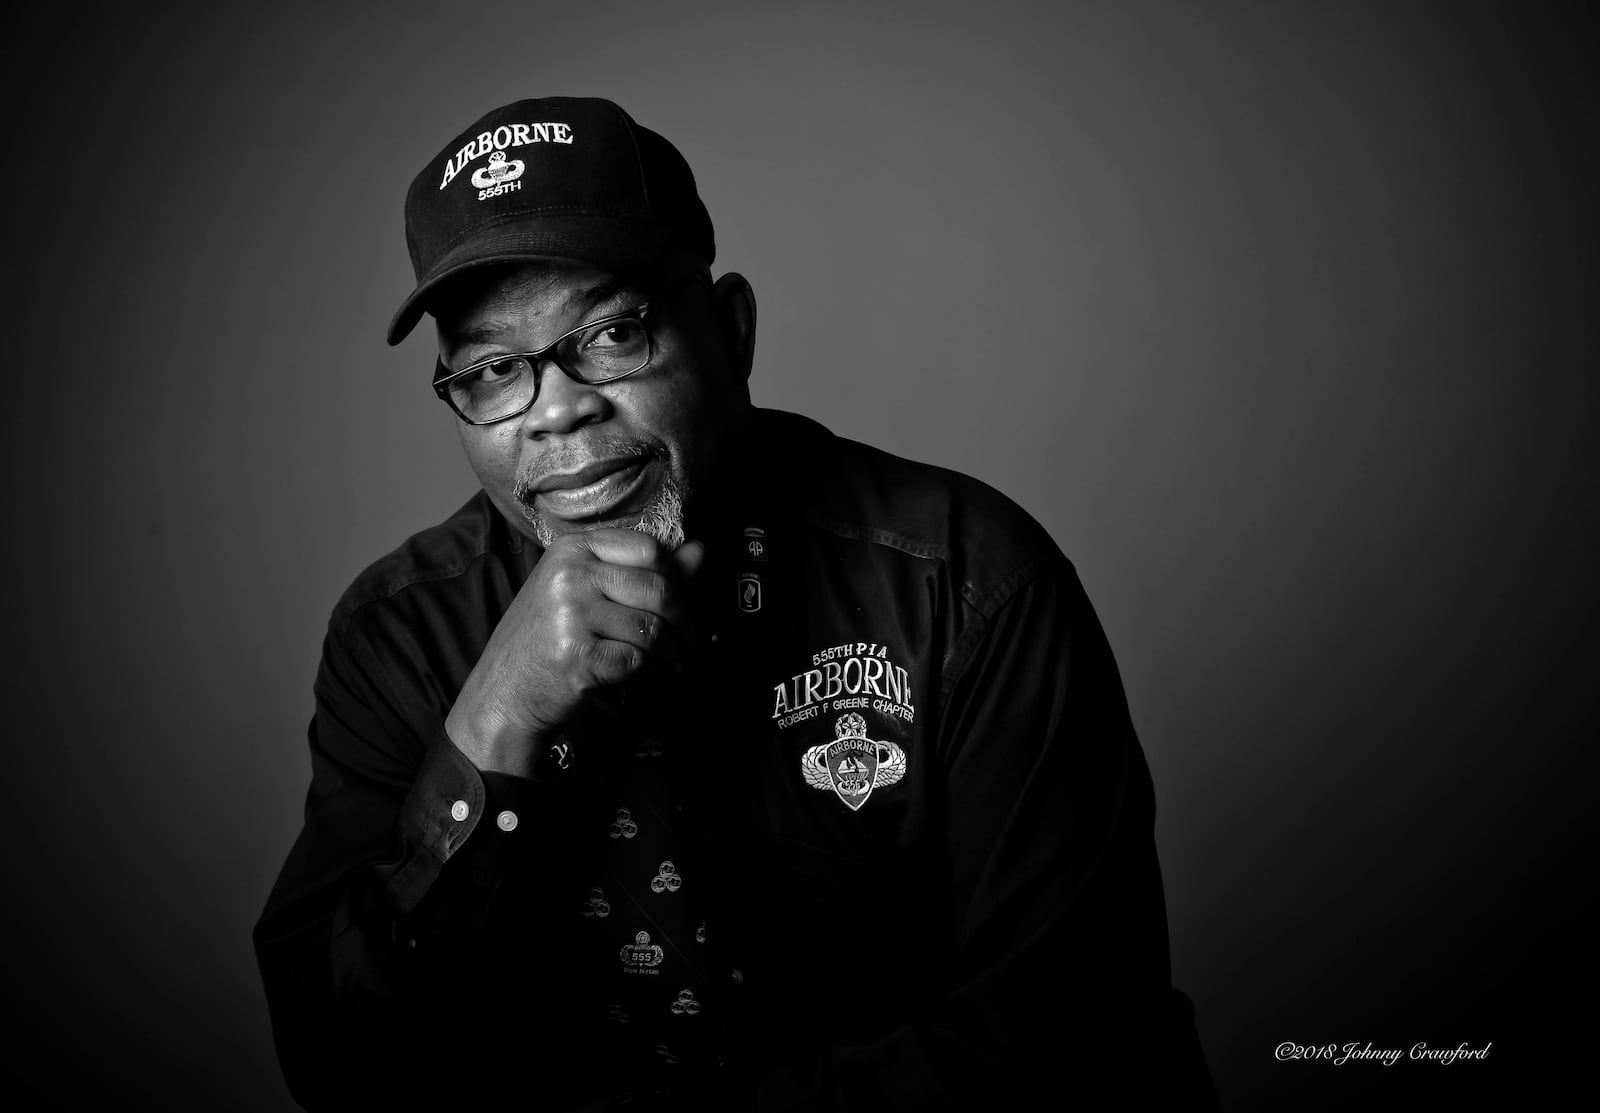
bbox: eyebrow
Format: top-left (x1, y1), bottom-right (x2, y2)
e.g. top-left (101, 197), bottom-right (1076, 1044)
top-left (449, 278), bottom-right (634, 349)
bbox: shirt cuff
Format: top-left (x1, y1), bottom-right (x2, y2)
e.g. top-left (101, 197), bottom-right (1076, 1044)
top-left (479, 769), bottom-right (547, 817)
top-left (456, 762), bottom-right (575, 883)
top-left (383, 732), bottom-right (485, 914)
top-left (394, 728), bottom-right (587, 906)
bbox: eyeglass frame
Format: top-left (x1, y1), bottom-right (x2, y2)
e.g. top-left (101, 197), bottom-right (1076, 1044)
top-left (431, 303), bottom-right (660, 426)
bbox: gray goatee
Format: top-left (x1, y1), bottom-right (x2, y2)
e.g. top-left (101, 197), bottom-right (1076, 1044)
top-left (522, 471), bottom-right (688, 551)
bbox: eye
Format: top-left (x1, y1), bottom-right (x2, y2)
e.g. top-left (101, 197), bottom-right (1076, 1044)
top-left (447, 356), bottom-right (530, 414)
top-left (468, 355), bottom-right (531, 384)
top-left (583, 319), bottom-right (647, 350)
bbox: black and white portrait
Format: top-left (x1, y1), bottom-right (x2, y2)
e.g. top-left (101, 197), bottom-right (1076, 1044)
top-left (5, 2), bottom-right (1589, 1109)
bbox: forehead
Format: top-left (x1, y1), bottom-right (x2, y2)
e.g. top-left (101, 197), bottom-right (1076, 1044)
top-left (434, 261), bottom-right (643, 353)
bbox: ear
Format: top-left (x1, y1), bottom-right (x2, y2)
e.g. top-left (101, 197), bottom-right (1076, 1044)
top-left (711, 272), bottom-right (756, 384)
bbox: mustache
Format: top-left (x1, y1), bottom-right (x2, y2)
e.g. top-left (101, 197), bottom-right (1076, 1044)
top-left (511, 436), bottom-right (663, 503)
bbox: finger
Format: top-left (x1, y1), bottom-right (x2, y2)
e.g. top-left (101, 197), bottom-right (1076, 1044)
top-left (586, 599), bottom-right (684, 657)
top-left (673, 540), bottom-right (707, 579)
top-left (575, 635), bottom-right (646, 687)
top-left (591, 563), bottom-right (692, 627)
top-left (579, 528), bottom-right (671, 569)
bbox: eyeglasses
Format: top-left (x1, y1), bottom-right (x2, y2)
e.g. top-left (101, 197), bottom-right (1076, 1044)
top-left (432, 304), bottom-right (656, 425)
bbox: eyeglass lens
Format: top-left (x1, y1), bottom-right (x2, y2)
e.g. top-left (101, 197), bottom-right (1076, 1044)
top-left (446, 315), bottom-right (651, 423)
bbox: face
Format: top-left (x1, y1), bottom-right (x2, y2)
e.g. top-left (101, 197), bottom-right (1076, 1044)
top-left (435, 260), bottom-right (753, 550)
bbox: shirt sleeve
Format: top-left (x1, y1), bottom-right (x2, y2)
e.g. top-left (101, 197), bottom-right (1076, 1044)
top-left (746, 557), bottom-right (1217, 1110)
top-left (252, 613), bottom-right (577, 1110)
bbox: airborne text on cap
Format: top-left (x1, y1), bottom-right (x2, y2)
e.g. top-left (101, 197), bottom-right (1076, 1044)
top-left (439, 122), bottom-right (575, 190)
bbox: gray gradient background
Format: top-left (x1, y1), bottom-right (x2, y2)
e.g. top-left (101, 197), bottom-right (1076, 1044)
top-left (4, 1), bottom-right (1592, 1109)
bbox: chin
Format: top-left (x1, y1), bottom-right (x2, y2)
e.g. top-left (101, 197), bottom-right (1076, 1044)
top-left (523, 474), bottom-right (688, 551)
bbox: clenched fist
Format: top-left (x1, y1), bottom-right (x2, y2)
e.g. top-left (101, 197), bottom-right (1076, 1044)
top-left (444, 529), bottom-right (706, 777)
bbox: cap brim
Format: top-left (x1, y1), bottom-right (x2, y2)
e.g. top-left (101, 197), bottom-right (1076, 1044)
top-left (386, 216), bottom-right (678, 345)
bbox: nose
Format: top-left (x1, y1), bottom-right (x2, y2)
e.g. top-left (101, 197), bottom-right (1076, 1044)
top-left (516, 358), bottom-right (611, 438)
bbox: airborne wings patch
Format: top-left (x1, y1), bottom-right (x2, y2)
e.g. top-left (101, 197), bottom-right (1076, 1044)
top-left (801, 712), bottom-right (908, 812)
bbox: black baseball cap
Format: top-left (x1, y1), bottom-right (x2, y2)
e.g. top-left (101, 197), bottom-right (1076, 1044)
top-left (387, 97), bottom-right (716, 345)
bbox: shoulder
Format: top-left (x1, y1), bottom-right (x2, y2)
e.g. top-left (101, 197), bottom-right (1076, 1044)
top-left (328, 490), bottom-right (525, 639)
top-left (752, 408), bottom-right (1068, 617)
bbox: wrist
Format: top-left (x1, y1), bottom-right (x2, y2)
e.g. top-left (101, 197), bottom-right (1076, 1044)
top-left (444, 700), bottom-right (554, 779)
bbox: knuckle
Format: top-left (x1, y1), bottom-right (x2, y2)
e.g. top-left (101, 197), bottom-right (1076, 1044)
top-left (551, 631), bottom-right (584, 664)
top-left (635, 569), bottom-right (668, 605)
top-left (617, 644), bottom-right (643, 674)
top-left (545, 565), bottom-right (581, 597)
top-left (589, 640), bottom-right (639, 680)
top-left (569, 638), bottom-right (601, 678)
top-left (595, 563), bottom-right (628, 596)
top-left (608, 564), bottom-right (665, 606)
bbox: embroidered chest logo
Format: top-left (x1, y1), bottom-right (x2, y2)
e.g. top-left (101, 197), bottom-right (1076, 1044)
top-left (773, 640), bottom-right (915, 731)
top-left (620, 930), bottom-right (664, 972)
top-left (801, 712), bottom-right (908, 812)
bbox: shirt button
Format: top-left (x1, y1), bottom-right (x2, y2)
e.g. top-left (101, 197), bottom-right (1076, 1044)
top-left (729, 968), bottom-right (744, 985)
top-left (450, 800), bottom-right (469, 822)
top-left (497, 809), bottom-right (518, 832)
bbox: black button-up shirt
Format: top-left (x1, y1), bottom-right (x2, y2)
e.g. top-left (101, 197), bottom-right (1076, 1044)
top-left (255, 408), bottom-right (1215, 1110)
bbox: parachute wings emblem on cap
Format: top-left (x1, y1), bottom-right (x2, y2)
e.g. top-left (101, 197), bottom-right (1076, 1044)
top-left (470, 150), bottom-right (526, 188)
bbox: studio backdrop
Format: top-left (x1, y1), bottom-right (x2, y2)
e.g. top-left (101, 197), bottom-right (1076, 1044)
top-left (4, 1), bottom-right (1590, 1108)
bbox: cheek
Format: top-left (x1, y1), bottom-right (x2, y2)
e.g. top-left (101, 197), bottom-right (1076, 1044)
top-left (621, 365), bottom-right (722, 446)
top-left (456, 425), bottom-right (520, 492)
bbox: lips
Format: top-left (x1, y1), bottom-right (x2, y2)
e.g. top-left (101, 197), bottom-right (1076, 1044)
top-left (526, 456), bottom-right (654, 521)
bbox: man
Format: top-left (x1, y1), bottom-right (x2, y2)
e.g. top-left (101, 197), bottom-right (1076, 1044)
top-left (256, 97), bottom-right (1216, 1110)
